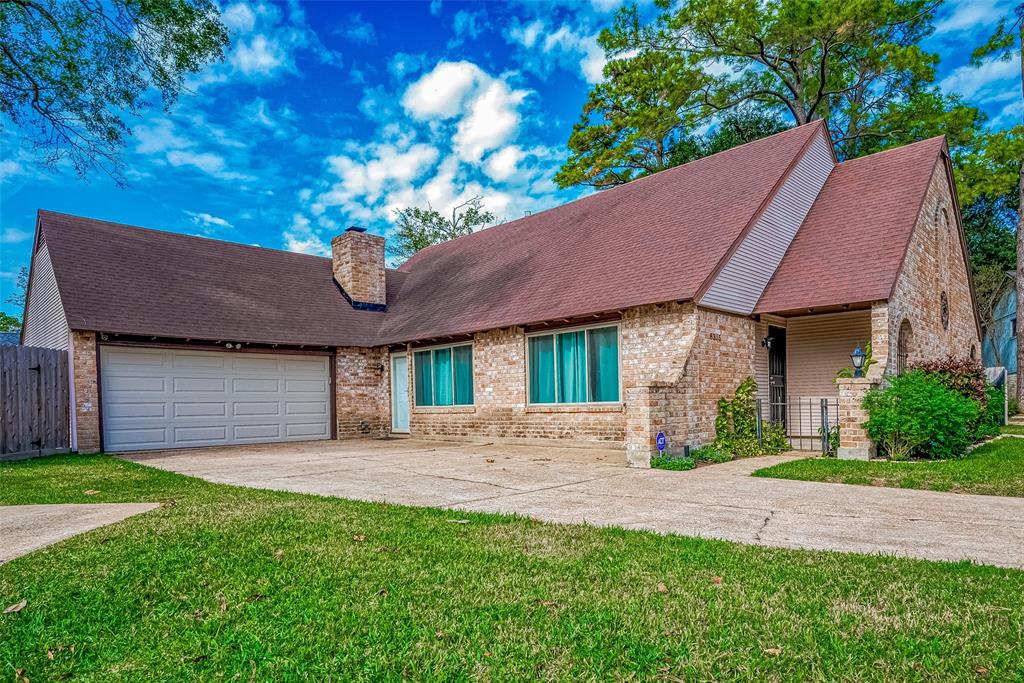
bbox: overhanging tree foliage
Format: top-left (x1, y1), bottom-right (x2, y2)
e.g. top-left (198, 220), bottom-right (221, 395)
top-left (558, 0), bottom-right (984, 189)
top-left (0, 0), bottom-right (229, 180)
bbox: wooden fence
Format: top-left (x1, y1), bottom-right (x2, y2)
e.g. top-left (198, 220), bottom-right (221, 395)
top-left (0, 345), bottom-right (70, 461)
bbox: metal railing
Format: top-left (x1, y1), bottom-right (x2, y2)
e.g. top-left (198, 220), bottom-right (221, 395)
top-left (755, 396), bottom-right (840, 454)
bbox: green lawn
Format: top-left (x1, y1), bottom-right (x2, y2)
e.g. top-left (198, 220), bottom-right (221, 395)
top-left (754, 436), bottom-right (1024, 498)
top-left (2, 456), bottom-right (1023, 681)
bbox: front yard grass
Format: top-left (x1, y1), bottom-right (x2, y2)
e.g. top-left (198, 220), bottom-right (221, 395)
top-left (2, 455), bottom-right (1023, 681)
top-left (754, 436), bottom-right (1024, 497)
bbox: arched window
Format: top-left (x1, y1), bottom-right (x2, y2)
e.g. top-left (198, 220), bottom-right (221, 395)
top-left (897, 319), bottom-right (913, 375)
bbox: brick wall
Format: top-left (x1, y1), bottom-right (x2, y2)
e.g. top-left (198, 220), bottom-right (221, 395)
top-left (70, 330), bottom-right (100, 453)
top-left (335, 346), bottom-right (390, 437)
top-left (408, 326), bottom-right (626, 443)
top-left (396, 302), bottom-right (756, 464)
top-left (331, 230), bottom-right (386, 306)
top-left (883, 160), bottom-right (981, 370)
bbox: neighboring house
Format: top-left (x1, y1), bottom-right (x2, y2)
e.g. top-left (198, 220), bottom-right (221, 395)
top-left (20, 122), bottom-right (981, 464)
top-left (983, 281), bottom-right (1016, 373)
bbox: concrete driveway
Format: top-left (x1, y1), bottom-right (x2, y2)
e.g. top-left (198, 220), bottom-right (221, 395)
top-left (126, 438), bottom-right (1024, 569)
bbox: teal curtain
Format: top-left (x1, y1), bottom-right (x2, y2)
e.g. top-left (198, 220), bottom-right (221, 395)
top-left (557, 331), bottom-right (587, 403)
top-left (587, 326), bottom-right (619, 402)
top-left (414, 351), bottom-right (433, 406)
top-left (453, 345), bottom-right (474, 405)
top-left (432, 348), bottom-right (453, 406)
top-left (528, 335), bottom-right (556, 403)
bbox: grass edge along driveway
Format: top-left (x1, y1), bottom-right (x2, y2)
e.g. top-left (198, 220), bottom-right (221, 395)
top-left (1, 454), bottom-right (1023, 681)
top-left (754, 436), bottom-right (1024, 498)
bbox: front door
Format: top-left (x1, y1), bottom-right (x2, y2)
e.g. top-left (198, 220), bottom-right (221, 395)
top-left (391, 354), bottom-right (409, 433)
top-left (767, 326), bottom-right (787, 425)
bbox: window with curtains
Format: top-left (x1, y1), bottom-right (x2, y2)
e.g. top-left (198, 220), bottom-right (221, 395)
top-left (527, 325), bottom-right (620, 404)
top-left (413, 344), bottom-right (474, 407)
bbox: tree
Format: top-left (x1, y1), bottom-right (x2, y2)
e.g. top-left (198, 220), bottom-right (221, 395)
top-left (0, 0), bottom-right (228, 181)
top-left (5, 266), bottom-right (28, 308)
top-left (0, 312), bottom-right (21, 333)
top-left (388, 197), bottom-right (496, 262)
top-left (558, 0), bottom-right (983, 188)
top-left (973, 3), bottom-right (1023, 404)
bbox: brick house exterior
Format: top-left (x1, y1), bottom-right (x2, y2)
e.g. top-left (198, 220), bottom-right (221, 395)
top-left (21, 122), bottom-right (981, 464)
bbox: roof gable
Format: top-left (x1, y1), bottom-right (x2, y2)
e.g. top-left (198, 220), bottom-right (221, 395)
top-left (754, 137), bottom-right (947, 315)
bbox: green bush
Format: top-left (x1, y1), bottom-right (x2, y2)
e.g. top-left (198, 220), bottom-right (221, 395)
top-left (650, 454), bottom-right (696, 471)
top-left (691, 445), bottom-right (732, 463)
top-left (976, 384), bottom-right (1006, 440)
top-left (713, 377), bottom-right (789, 457)
top-left (863, 371), bottom-right (979, 461)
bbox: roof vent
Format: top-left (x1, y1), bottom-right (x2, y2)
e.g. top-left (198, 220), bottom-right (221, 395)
top-left (345, 226), bottom-right (367, 233)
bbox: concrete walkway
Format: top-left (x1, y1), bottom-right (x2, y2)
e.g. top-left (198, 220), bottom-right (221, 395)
top-left (126, 439), bottom-right (1024, 569)
top-left (1, 503), bottom-right (159, 563)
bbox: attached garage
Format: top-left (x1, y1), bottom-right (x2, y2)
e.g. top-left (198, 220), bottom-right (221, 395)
top-left (99, 346), bottom-right (333, 451)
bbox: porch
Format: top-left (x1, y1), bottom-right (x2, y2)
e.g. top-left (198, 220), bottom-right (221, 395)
top-left (754, 308), bottom-right (880, 454)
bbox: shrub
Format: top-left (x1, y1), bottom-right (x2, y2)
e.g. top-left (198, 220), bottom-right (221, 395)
top-left (691, 445), bottom-right (732, 463)
top-left (975, 384), bottom-right (1005, 440)
top-left (863, 371), bottom-right (979, 460)
top-left (713, 377), bottom-right (788, 457)
top-left (909, 355), bottom-right (988, 413)
top-left (650, 454), bottom-right (696, 471)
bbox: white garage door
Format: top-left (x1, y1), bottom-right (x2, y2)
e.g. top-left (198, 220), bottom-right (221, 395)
top-left (100, 346), bottom-right (331, 451)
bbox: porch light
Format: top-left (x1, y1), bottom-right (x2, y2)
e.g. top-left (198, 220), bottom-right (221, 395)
top-left (851, 345), bottom-right (866, 378)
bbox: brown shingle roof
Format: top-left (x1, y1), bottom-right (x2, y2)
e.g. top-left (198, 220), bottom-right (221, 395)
top-left (35, 124), bottom-right (950, 347)
top-left (39, 211), bottom-right (388, 346)
top-left (374, 122), bottom-right (824, 344)
top-left (754, 137), bottom-right (947, 314)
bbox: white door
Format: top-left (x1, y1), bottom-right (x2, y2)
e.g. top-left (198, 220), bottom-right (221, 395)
top-left (100, 346), bottom-right (331, 451)
top-left (391, 354), bottom-right (409, 433)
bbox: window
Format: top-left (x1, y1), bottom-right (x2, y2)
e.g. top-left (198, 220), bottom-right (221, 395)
top-left (414, 344), bottom-right (473, 407)
top-left (527, 324), bottom-right (620, 404)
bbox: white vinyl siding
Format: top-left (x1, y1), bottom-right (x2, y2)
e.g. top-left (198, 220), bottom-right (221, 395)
top-left (700, 129), bottom-right (835, 314)
top-left (100, 346), bottom-right (331, 451)
top-left (22, 244), bottom-right (69, 350)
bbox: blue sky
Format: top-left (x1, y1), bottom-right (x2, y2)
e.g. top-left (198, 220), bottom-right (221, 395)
top-left (0, 0), bottom-right (1020, 318)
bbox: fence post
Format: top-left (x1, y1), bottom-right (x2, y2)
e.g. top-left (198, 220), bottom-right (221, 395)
top-left (819, 398), bottom-right (829, 455)
top-left (755, 398), bottom-right (763, 447)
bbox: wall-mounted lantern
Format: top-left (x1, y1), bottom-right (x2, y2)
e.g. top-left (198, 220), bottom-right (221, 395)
top-left (851, 345), bottom-right (866, 378)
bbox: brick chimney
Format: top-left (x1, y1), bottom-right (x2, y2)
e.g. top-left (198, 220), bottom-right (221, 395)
top-left (332, 227), bottom-right (386, 310)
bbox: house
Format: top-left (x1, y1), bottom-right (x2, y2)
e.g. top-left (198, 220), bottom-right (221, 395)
top-left (20, 121), bottom-right (980, 464)
top-left (982, 278), bottom-right (1017, 390)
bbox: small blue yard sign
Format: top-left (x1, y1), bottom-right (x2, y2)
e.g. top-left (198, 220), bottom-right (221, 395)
top-left (656, 432), bottom-right (667, 452)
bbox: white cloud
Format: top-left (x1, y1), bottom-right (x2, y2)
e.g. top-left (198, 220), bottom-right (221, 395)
top-left (286, 59), bottom-right (568, 256)
top-left (283, 213), bottom-right (329, 255)
top-left (0, 160), bottom-right (25, 181)
top-left (505, 19), bottom-right (608, 84)
top-left (389, 52), bottom-right (427, 79)
top-left (186, 211), bottom-right (233, 230)
top-left (429, 0), bottom-right (442, 16)
top-left (167, 150), bottom-right (227, 174)
top-left (231, 34), bottom-right (287, 76)
top-left (221, 2), bottom-right (256, 32)
top-left (454, 80), bottom-right (527, 161)
top-left (484, 146), bottom-right (525, 181)
top-left (402, 61), bottom-right (484, 119)
top-left (336, 13), bottom-right (376, 44)
top-left (941, 57), bottom-right (1019, 103)
top-left (935, 0), bottom-right (1010, 34)
top-left (134, 118), bottom-right (190, 154)
top-left (0, 227), bottom-right (31, 244)
top-left (448, 9), bottom-right (486, 48)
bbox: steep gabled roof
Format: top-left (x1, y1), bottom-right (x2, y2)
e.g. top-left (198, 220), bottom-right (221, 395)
top-left (37, 211), bottom-right (390, 347)
top-left (374, 122), bottom-right (824, 344)
top-left (754, 137), bottom-right (948, 314)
